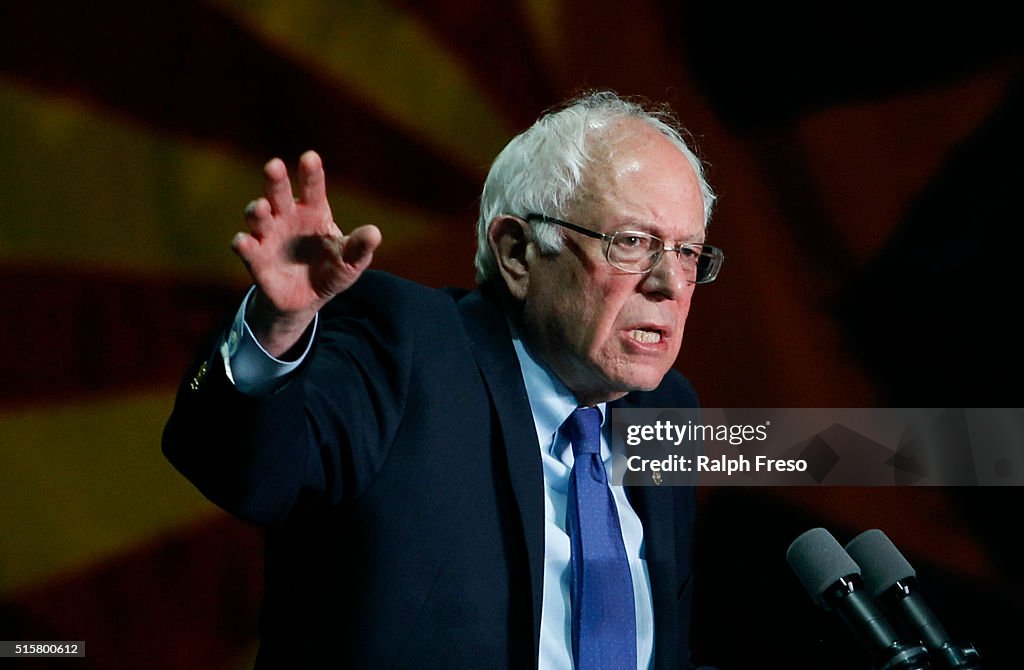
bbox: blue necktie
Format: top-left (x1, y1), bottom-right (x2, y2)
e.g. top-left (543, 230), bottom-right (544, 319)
top-left (564, 406), bottom-right (637, 669)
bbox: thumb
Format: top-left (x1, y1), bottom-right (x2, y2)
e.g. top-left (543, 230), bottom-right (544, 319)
top-left (342, 224), bottom-right (383, 269)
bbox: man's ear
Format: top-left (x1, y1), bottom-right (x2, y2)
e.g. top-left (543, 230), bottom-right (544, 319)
top-left (487, 215), bottom-right (532, 301)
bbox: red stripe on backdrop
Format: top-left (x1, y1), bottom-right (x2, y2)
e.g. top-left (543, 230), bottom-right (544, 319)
top-left (0, 266), bottom-right (242, 407)
top-left (0, 515), bottom-right (262, 670)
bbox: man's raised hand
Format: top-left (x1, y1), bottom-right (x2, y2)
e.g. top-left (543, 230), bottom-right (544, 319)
top-left (231, 150), bottom-right (381, 356)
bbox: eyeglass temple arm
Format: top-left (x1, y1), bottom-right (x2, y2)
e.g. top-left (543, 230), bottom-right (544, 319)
top-left (524, 214), bottom-right (611, 241)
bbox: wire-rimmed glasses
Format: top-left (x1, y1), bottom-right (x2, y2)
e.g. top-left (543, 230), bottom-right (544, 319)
top-left (525, 213), bottom-right (724, 284)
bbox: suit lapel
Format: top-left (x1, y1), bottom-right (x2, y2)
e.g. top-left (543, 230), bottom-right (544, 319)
top-left (456, 288), bottom-right (546, 664)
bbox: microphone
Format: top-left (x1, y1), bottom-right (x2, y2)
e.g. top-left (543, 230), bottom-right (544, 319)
top-left (846, 529), bottom-right (981, 669)
top-left (787, 527), bottom-right (932, 669)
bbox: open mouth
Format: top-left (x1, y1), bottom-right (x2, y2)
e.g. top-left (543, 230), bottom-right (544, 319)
top-left (629, 328), bottom-right (663, 344)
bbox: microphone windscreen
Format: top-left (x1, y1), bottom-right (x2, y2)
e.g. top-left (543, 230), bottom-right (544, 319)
top-left (845, 529), bottom-right (916, 598)
top-left (786, 527), bottom-right (861, 608)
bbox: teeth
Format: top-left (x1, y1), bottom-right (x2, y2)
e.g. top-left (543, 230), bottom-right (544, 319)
top-left (631, 329), bottom-right (661, 344)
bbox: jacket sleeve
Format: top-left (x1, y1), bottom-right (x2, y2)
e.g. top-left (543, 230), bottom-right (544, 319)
top-left (161, 271), bottom-right (448, 526)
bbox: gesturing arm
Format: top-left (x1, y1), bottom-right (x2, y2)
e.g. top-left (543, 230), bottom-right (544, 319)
top-left (163, 151), bottom-right (400, 524)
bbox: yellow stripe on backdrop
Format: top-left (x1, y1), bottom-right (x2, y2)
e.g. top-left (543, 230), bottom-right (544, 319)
top-left (211, 0), bottom-right (516, 174)
top-left (0, 390), bottom-right (220, 597)
top-left (0, 76), bottom-right (441, 282)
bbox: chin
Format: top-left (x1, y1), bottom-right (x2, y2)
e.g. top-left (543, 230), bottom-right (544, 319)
top-left (608, 366), bottom-right (669, 394)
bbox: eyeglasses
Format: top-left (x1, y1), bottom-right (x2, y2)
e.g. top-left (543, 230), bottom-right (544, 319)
top-left (525, 213), bottom-right (724, 284)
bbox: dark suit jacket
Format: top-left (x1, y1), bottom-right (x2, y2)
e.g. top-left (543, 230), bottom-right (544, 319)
top-left (163, 271), bottom-right (699, 669)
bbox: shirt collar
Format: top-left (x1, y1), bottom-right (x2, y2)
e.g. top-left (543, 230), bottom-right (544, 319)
top-left (508, 322), bottom-right (607, 460)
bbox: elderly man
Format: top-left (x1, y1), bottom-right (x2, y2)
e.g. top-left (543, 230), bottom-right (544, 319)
top-left (163, 90), bottom-right (722, 669)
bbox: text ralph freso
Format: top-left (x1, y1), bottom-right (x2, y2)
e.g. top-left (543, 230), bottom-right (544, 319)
top-left (623, 419), bottom-right (808, 475)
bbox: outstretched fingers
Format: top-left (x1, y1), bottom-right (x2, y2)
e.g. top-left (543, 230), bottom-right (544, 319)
top-left (230, 151), bottom-right (379, 316)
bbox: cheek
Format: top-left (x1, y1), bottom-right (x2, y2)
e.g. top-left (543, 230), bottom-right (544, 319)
top-left (680, 290), bottom-right (696, 324)
top-left (556, 268), bottom-right (608, 337)
top-left (670, 299), bottom-right (694, 354)
top-left (589, 291), bottom-right (639, 352)
top-left (531, 279), bottom-right (592, 353)
top-left (675, 299), bottom-right (692, 329)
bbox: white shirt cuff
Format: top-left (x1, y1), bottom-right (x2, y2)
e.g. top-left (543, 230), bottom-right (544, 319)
top-left (220, 286), bottom-right (317, 396)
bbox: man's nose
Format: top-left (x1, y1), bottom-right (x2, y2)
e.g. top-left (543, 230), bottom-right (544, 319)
top-left (641, 251), bottom-right (691, 299)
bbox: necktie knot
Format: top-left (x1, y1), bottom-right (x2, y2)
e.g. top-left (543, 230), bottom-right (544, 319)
top-left (564, 406), bottom-right (602, 458)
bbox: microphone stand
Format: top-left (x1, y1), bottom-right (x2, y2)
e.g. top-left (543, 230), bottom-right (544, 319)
top-left (878, 579), bottom-right (982, 670)
top-left (826, 576), bottom-right (933, 670)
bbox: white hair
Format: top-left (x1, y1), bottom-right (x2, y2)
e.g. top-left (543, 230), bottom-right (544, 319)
top-left (474, 90), bottom-right (716, 284)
